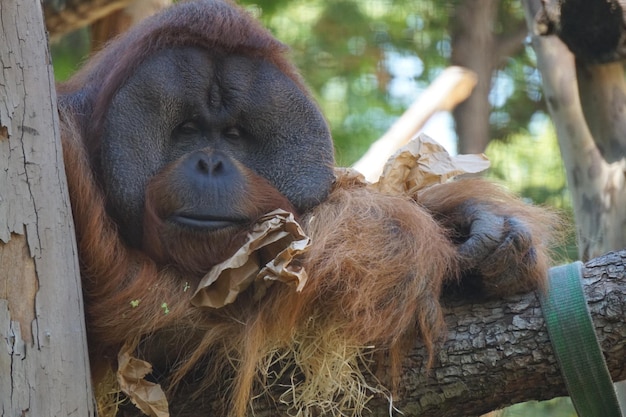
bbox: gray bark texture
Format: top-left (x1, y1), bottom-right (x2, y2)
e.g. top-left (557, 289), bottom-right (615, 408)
top-left (241, 251), bottom-right (626, 417)
top-left (523, 0), bottom-right (626, 261)
top-left (535, 0), bottom-right (626, 64)
top-left (0, 0), bottom-right (95, 416)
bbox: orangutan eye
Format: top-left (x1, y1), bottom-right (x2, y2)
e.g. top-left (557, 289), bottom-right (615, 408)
top-left (223, 127), bottom-right (242, 140)
top-left (177, 121), bottom-right (201, 135)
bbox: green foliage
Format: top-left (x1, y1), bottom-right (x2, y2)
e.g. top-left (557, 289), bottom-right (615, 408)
top-left (485, 117), bottom-right (569, 208)
top-left (50, 29), bottom-right (90, 81)
top-left (489, 46), bottom-right (547, 142)
top-left (241, 0), bottom-right (545, 166)
top-left (502, 397), bottom-right (577, 417)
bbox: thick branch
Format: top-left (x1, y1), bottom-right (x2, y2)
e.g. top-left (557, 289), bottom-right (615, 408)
top-left (380, 250), bottom-right (626, 417)
top-left (249, 250), bottom-right (626, 416)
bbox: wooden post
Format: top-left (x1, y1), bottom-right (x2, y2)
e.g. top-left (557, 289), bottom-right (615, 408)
top-left (0, 0), bottom-right (95, 415)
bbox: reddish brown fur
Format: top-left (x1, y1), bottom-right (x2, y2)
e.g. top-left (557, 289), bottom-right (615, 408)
top-left (143, 154), bottom-right (296, 274)
top-left (57, 1), bottom-right (558, 416)
top-left (418, 179), bottom-right (558, 295)
top-left (61, 111), bottom-right (557, 416)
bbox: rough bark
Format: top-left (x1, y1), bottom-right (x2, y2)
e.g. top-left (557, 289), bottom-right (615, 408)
top-left (523, 0), bottom-right (626, 261)
top-left (451, 0), bottom-right (527, 154)
top-left (0, 0), bottom-right (95, 416)
top-left (237, 251), bottom-right (626, 417)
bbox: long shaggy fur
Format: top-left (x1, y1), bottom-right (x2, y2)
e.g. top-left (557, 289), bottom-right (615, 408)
top-left (57, 1), bottom-right (559, 416)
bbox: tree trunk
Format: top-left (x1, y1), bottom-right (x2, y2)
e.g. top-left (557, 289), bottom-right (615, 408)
top-left (522, 0), bottom-right (626, 262)
top-left (576, 62), bottom-right (626, 163)
top-left (451, 0), bottom-right (499, 155)
top-left (451, 0), bottom-right (527, 154)
top-left (0, 0), bottom-right (95, 416)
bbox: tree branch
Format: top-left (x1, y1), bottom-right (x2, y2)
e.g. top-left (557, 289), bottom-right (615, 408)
top-left (249, 250), bottom-right (626, 416)
top-left (379, 250), bottom-right (626, 417)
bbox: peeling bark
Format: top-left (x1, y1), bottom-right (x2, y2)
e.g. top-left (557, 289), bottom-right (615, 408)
top-left (0, 0), bottom-right (95, 415)
top-left (451, 0), bottom-right (527, 154)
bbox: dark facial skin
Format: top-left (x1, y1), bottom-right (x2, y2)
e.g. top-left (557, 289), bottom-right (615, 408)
top-left (98, 47), bottom-right (335, 247)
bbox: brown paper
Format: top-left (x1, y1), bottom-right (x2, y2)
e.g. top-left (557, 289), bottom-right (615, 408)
top-left (191, 209), bottom-right (310, 308)
top-left (375, 133), bottom-right (490, 194)
top-left (117, 343), bottom-right (169, 417)
top-left (189, 134), bottom-right (485, 310)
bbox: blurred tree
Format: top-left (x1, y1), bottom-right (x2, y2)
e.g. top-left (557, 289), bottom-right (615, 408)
top-left (44, 0), bottom-right (134, 40)
top-left (451, 0), bottom-right (539, 154)
top-left (44, 0), bottom-right (171, 52)
top-left (48, 0), bottom-right (550, 166)
top-left (485, 120), bottom-right (578, 261)
top-left (522, 0), bottom-right (626, 261)
top-left (237, 0), bottom-right (547, 165)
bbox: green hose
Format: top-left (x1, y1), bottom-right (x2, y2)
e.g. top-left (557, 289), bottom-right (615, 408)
top-left (539, 262), bottom-right (622, 417)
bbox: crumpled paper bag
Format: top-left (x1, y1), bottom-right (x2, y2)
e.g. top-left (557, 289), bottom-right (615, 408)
top-left (191, 134), bottom-right (488, 309)
top-left (375, 133), bottom-right (490, 194)
top-left (117, 343), bottom-right (169, 417)
top-left (191, 209), bottom-right (310, 308)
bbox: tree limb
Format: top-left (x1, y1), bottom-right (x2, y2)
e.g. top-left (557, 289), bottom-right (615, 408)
top-left (249, 250), bottom-right (626, 416)
top-left (379, 250), bottom-right (626, 417)
top-left (352, 66), bottom-right (477, 182)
